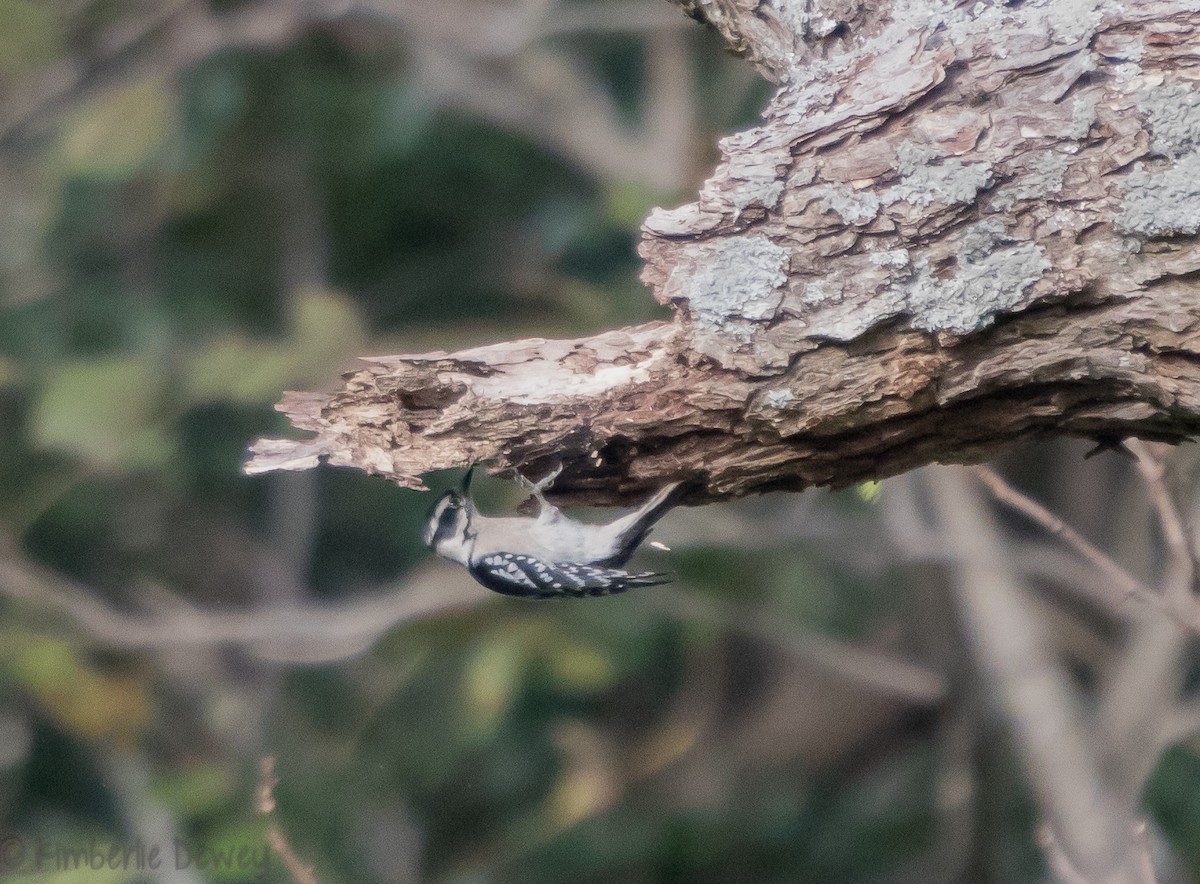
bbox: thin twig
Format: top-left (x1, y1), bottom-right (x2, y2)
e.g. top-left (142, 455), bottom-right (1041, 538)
top-left (1039, 819), bottom-right (1160, 884)
top-left (970, 464), bottom-right (1177, 623)
top-left (258, 757), bottom-right (319, 884)
top-left (1132, 819), bottom-right (1160, 884)
top-left (1128, 440), bottom-right (1198, 609)
top-left (1037, 822), bottom-right (1094, 884)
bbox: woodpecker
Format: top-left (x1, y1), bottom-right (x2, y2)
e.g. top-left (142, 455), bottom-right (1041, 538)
top-left (423, 466), bottom-right (683, 598)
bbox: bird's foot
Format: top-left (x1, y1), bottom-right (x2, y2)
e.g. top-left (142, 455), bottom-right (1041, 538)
top-left (514, 463), bottom-right (563, 510)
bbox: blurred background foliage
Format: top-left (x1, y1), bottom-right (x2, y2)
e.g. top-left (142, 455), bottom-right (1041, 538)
top-left (2, 1), bottom-right (1199, 882)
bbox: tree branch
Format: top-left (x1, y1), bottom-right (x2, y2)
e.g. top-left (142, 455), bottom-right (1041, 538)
top-left (926, 466), bottom-right (1135, 880)
top-left (246, 1), bottom-right (1200, 504)
top-left (969, 464), bottom-right (1170, 621)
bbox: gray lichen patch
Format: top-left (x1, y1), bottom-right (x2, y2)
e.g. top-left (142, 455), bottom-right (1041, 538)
top-left (725, 149), bottom-right (788, 216)
top-left (993, 152), bottom-right (1069, 210)
top-left (1118, 155), bottom-right (1200, 237)
top-left (1025, 152), bottom-right (1069, 194)
top-left (777, 0), bottom-right (843, 40)
top-left (896, 141), bottom-right (937, 175)
top-left (1113, 62), bottom-right (1142, 86)
top-left (707, 318), bottom-right (757, 345)
top-left (798, 277), bottom-right (846, 308)
top-left (1042, 0), bottom-right (1104, 45)
top-left (672, 234), bottom-right (790, 331)
top-left (891, 221), bottom-right (1050, 333)
top-left (888, 0), bottom-right (1106, 54)
top-left (960, 219), bottom-right (1006, 262)
top-left (1117, 81), bottom-right (1200, 237)
top-left (818, 183), bottom-right (882, 225)
top-left (1069, 95), bottom-right (1097, 139)
top-left (763, 388), bottom-right (796, 409)
top-left (731, 175), bottom-right (786, 216)
top-left (888, 141), bottom-right (993, 209)
top-left (869, 249), bottom-right (911, 269)
top-left (775, 52), bottom-right (852, 124)
top-left (1141, 82), bottom-right (1200, 157)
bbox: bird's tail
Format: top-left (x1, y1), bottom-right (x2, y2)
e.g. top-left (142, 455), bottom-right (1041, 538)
top-left (603, 481), bottom-right (688, 566)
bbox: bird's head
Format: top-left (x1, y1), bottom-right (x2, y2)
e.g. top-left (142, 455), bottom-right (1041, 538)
top-left (422, 467), bottom-right (476, 563)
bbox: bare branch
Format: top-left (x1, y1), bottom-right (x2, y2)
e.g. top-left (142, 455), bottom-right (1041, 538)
top-left (1038, 819), bottom-right (1161, 884)
top-left (1091, 443), bottom-right (1195, 808)
top-left (1129, 440), bottom-right (1199, 609)
top-left (3, 0), bottom-right (698, 190)
top-left (926, 467), bottom-right (1133, 880)
top-left (0, 524), bottom-right (942, 703)
top-left (970, 465), bottom-right (1170, 621)
top-left (0, 536), bottom-right (485, 663)
top-left (258, 757), bottom-right (319, 884)
top-left (1038, 823), bottom-right (1096, 884)
top-left (1133, 820), bottom-right (1160, 884)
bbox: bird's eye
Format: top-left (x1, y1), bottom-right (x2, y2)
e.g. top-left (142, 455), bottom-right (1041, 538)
top-left (437, 497), bottom-right (461, 529)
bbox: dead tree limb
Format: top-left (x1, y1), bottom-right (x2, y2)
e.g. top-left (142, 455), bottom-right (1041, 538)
top-left (246, 1), bottom-right (1200, 504)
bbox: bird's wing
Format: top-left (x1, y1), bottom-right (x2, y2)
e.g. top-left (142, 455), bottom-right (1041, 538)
top-left (469, 552), bottom-right (670, 599)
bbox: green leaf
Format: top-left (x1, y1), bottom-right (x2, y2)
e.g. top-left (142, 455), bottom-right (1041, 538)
top-left (173, 822), bottom-right (272, 883)
top-left (60, 79), bottom-right (171, 179)
top-left (31, 355), bottom-right (170, 469)
top-left (0, 0), bottom-right (58, 78)
top-left (463, 635), bottom-right (527, 736)
top-left (181, 335), bottom-right (292, 405)
top-left (181, 288), bottom-right (365, 405)
top-left (152, 764), bottom-right (237, 817)
top-left (290, 287), bottom-right (366, 374)
top-left (3, 633), bottom-right (152, 746)
top-left (604, 179), bottom-right (660, 228)
top-left (544, 638), bottom-right (615, 693)
top-left (856, 480), bottom-right (883, 502)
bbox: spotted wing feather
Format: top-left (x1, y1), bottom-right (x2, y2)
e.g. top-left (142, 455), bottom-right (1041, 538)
top-left (469, 553), bottom-right (670, 599)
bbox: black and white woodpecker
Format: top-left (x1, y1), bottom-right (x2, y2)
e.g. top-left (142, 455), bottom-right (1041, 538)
top-left (422, 466), bottom-right (684, 599)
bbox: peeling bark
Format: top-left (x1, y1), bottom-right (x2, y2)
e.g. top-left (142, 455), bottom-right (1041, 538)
top-left (246, 0), bottom-right (1200, 505)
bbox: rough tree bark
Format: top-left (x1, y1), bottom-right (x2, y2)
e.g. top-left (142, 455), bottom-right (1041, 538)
top-left (245, 0), bottom-right (1200, 504)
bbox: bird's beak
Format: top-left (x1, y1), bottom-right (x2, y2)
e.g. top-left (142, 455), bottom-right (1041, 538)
top-left (461, 464), bottom-right (475, 494)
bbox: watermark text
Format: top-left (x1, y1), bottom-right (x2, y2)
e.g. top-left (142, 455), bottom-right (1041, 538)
top-left (0, 834), bottom-right (272, 879)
